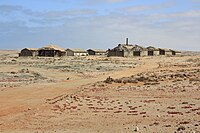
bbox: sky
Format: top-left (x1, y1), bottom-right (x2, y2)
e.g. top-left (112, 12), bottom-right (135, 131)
top-left (0, 0), bottom-right (199, 51)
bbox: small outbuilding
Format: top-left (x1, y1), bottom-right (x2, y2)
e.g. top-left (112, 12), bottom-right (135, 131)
top-left (38, 45), bottom-right (66, 57)
top-left (87, 49), bottom-right (107, 56)
top-left (66, 49), bottom-right (88, 56)
top-left (19, 48), bottom-right (38, 57)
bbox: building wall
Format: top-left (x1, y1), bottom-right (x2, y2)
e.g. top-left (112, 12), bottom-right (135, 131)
top-left (141, 51), bottom-right (148, 56)
top-left (87, 50), bottom-right (95, 55)
top-left (175, 52), bottom-right (181, 56)
top-left (165, 51), bottom-right (172, 56)
top-left (38, 50), bottom-right (55, 57)
top-left (154, 51), bottom-right (160, 56)
top-left (74, 52), bottom-right (88, 56)
top-left (107, 50), bottom-right (124, 57)
top-left (66, 50), bottom-right (74, 56)
top-left (107, 50), bottom-right (116, 57)
top-left (95, 52), bottom-right (106, 56)
top-left (124, 51), bottom-right (133, 57)
top-left (159, 49), bottom-right (165, 55)
top-left (20, 49), bottom-right (34, 57)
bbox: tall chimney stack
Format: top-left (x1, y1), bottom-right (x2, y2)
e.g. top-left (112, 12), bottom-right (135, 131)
top-left (126, 38), bottom-right (128, 45)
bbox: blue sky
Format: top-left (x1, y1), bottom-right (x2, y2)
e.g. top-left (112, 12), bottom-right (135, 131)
top-left (0, 0), bottom-right (199, 50)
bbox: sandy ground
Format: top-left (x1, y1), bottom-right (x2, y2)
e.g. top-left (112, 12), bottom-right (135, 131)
top-left (0, 50), bottom-right (199, 133)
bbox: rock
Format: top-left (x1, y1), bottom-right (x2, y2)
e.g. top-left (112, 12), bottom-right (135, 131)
top-left (177, 126), bottom-right (186, 131)
top-left (133, 126), bottom-right (139, 132)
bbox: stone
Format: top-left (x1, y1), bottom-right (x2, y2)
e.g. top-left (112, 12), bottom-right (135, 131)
top-left (133, 126), bottom-right (139, 132)
top-left (177, 126), bottom-right (186, 131)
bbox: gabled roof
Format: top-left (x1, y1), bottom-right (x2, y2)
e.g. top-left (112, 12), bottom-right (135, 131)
top-left (146, 46), bottom-right (159, 51)
top-left (40, 45), bottom-right (65, 52)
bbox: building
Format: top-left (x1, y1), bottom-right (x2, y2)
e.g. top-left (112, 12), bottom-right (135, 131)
top-left (19, 48), bottom-right (38, 57)
top-left (132, 45), bottom-right (147, 56)
top-left (170, 49), bottom-right (181, 56)
top-left (66, 49), bottom-right (88, 56)
top-left (160, 48), bottom-right (173, 56)
top-left (146, 46), bottom-right (159, 56)
top-left (107, 44), bottom-right (148, 57)
top-left (87, 49), bottom-right (107, 56)
top-left (38, 45), bottom-right (66, 57)
top-left (107, 44), bottom-right (133, 57)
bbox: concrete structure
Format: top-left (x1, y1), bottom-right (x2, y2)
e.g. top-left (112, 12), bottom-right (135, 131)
top-left (38, 45), bottom-right (66, 57)
top-left (66, 49), bottom-right (88, 56)
top-left (87, 49), bottom-right (107, 56)
top-left (19, 48), bottom-right (38, 57)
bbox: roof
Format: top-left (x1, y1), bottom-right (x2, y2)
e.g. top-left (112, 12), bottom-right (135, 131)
top-left (39, 45), bottom-right (65, 52)
top-left (87, 49), bottom-right (106, 53)
top-left (170, 49), bottom-right (181, 53)
top-left (132, 45), bottom-right (147, 51)
top-left (66, 48), bottom-right (87, 53)
top-left (159, 48), bottom-right (172, 52)
top-left (113, 44), bottom-right (134, 51)
top-left (146, 46), bottom-right (159, 51)
top-left (23, 48), bottom-right (38, 51)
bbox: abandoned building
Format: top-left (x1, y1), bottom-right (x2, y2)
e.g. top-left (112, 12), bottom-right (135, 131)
top-left (132, 45), bottom-right (147, 56)
top-left (170, 50), bottom-right (181, 56)
top-left (108, 38), bottom-right (147, 57)
top-left (107, 44), bottom-right (148, 57)
top-left (107, 38), bottom-right (181, 57)
top-left (146, 46), bottom-right (159, 56)
top-left (87, 49), bottom-right (107, 56)
top-left (38, 45), bottom-right (66, 57)
top-left (66, 49), bottom-right (88, 56)
top-left (19, 48), bottom-right (38, 57)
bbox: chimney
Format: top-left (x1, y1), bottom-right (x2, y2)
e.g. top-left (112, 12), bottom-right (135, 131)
top-left (126, 38), bottom-right (128, 45)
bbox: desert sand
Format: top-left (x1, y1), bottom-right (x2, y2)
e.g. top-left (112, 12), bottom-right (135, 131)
top-left (0, 50), bottom-right (199, 133)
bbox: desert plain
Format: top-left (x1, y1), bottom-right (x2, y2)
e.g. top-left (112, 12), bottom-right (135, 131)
top-left (0, 50), bottom-right (199, 133)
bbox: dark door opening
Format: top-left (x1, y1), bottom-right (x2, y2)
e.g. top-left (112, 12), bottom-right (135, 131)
top-left (148, 51), bottom-right (154, 56)
top-left (133, 51), bottom-right (141, 56)
top-left (159, 50), bottom-right (165, 55)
